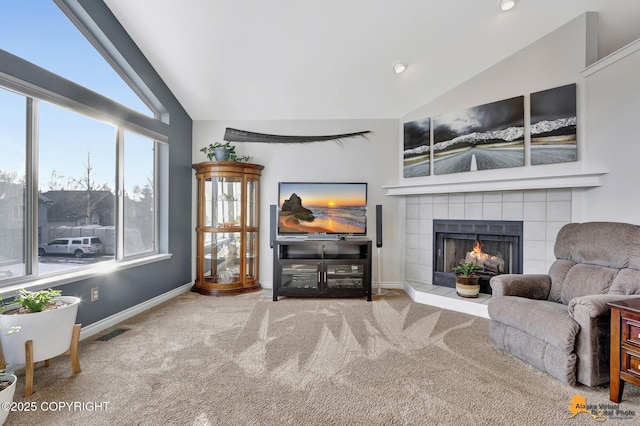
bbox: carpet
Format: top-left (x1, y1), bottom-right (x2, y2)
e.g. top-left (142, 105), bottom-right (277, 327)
top-left (4, 290), bottom-right (638, 425)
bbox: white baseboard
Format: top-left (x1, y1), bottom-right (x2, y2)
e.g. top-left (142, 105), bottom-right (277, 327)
top-left (377, 281), bottom-right (403, 289)
top-left (79, 282), bottom-right (192, 340)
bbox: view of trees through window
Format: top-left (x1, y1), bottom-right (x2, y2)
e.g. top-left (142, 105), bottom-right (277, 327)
top-left (0, 2), bottom-right (160, 284)
top-left (124, 131), bottom-right (155, 257)
top-left (37, 101), bottom-right (117, 274)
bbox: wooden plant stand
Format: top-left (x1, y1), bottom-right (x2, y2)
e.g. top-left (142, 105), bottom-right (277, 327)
top-left (0, 323), bottom-right (82, 397)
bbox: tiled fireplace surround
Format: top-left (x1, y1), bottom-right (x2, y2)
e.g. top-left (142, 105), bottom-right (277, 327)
top-left (403, 188), bottom-right (573, 317)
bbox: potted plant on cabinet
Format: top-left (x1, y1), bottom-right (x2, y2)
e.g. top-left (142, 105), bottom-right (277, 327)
top-left (452, 262), bottom-right (481, 298)
top-left (0, 288), bottom-right (81, 396)
top-left (200, 142), bottom-right (252, 162)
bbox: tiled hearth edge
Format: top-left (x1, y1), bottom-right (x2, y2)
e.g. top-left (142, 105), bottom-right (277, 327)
top-left (404, 281), bottom-right (490, 318)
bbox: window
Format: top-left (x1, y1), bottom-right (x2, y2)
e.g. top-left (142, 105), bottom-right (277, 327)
top-left (12, 205), bottom-right (24, 221)
top-left (0, 1), bottom-right (166, 286)
top-left (123, 131), bottom-right (155, 257)
top-left (38, 101), bottom-right (117, 273)
top-left (0, 88), bottom-right (26, 280)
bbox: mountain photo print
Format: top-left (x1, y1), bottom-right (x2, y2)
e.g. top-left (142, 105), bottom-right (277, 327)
top-left (403, 118), bottom-right (431, 177)
top-left (433, 96), bottom-right (524, 175)
top-left (530, 83), bottom-right (577, 165)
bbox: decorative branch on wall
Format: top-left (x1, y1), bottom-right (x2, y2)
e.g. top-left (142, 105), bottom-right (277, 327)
top-left (223, 127), bottom-right (371, 144)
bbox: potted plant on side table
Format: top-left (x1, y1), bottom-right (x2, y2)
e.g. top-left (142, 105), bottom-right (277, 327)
top-left (0, 288), bottom-right (81, 397)
top-left (453, 262), bottom-right (481, 298)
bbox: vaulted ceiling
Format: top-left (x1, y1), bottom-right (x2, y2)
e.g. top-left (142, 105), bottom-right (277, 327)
top-left (103, 0), bottom-right (640, 121)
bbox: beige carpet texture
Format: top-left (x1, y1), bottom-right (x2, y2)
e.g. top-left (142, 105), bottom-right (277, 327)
top-left (3, 290), bottom-right (638, 425)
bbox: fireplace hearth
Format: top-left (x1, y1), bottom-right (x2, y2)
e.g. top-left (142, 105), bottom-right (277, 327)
top-left (433, 220), bottom-right (523, 294)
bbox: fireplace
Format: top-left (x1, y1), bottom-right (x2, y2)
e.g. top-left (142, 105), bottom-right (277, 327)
top-left (433, 220), bottom-right (523, 294)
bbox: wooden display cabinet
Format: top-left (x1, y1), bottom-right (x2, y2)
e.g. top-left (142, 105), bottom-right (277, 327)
top-left (192, 161), bottom-right (263, 296)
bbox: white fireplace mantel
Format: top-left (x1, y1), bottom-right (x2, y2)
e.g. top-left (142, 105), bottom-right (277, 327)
top-left (383, 170), bottom-right (607, 196)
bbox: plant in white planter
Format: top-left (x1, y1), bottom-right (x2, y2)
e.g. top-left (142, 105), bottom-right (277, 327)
top-left (0, 288), bottom-right (81, 396)
top-left (0, 373), bottom-right (17, 425)
top-left (0, 324), bottom-right (19, 425)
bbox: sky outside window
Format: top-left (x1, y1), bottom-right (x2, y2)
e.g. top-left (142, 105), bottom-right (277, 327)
top-left (0, 1), bottom-right (154, 190)
top-left (0, 88), bottom-right (27, 180)
top-left (0, 0), bottom-right (151, 116)
top-left (39, 101), bottom-right (116, 192)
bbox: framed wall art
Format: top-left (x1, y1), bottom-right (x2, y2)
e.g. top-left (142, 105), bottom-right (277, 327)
top-left (530, 83), bottom-right (577, 165)
top-left (433, 96), bottom-right (524, 175)
top-left (403, 118), bottom-right (431, 178)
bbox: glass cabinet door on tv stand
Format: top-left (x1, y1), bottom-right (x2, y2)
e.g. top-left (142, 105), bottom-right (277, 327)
top-left (192, 161), bottom-right (264, 296)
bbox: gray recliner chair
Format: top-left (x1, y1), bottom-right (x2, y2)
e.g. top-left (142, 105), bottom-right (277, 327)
top-left (488, 222), bottom-right (640, 386)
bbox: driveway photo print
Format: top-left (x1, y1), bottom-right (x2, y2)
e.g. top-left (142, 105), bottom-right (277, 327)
top-left (530, 83), bottom-right (577, 165)
top-left (433, 96), bottom-right (524, 175)
top-left (403, 118), bottom-right (431, 177)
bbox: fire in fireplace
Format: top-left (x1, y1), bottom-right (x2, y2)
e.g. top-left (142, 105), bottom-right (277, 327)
top-left (433, 220), bottom-right (523, 294)
top-left (465, 240), bottom-right (505, 274)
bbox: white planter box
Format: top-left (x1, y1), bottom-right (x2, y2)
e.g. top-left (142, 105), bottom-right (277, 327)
top-left (0, 374), bottom-right (16, 425)
top-left (0, 296), bottom-right (80, 365)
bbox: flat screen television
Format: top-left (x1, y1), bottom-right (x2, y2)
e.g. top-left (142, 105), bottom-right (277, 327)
top-left (278, 182), bottom-right (367, 236)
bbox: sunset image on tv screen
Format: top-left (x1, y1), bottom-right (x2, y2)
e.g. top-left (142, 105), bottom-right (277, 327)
top-left (278, 183), bottom-right (367, 234)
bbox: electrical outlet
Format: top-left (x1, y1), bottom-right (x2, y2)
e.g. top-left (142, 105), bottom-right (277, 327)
top-left (91, 287), bottom-right (99, 302)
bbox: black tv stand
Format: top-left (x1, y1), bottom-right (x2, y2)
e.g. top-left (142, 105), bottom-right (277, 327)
top-left (273, 238), bottom-right (372, 301)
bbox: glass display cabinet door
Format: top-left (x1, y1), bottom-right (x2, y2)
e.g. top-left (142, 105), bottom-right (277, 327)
top-left (204, 176), bottom-right (241, 229)
top-left (244, 177), bottom-right (259, 283)
top-left (204, 231), bottom-right (242, 284)
top-left (245, 231), bottom-right (258, 281)
top-left (246, 177), bottom-right (258, 228)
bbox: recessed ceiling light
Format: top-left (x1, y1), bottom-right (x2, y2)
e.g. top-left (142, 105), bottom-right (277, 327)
top-left (393, 61), bottom-right (407, 74)
top-left (500, 0), bottom-right (516, 11)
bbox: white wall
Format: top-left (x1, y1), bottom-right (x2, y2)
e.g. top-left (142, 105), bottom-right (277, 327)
top-left (581, 41), bottom-right (640, 223)
top-left (397, 13), bottom-right (640, 284)
top-left (192, 119), bottom-right (402, 288)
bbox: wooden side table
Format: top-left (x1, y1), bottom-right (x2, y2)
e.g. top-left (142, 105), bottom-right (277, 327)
top-left (608, 298), bottom-right (640, 403)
